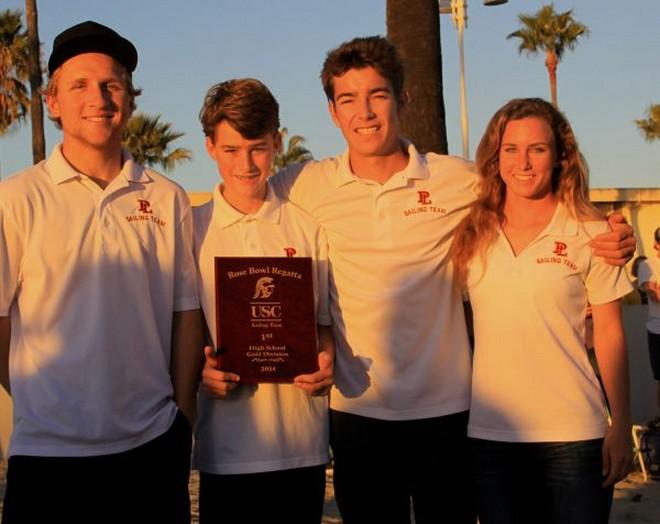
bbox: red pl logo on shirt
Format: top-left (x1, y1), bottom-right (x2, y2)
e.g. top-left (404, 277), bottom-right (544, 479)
top-left (137, 199), bottom-right (153, 214)
top-left (125, 199), bottom-right (165, 227)
top-left (284, 247), bottom-right (297, 258)
top-left (553, 241), bottom-right (568, 257)
top-left (417, 191), bottom-right (432, 205)
top-left (537, 241), bottom-right (576, 270)
top-left (403, 191), bottom-right (446, 217)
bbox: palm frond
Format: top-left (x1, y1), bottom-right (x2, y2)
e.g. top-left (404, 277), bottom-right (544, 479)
top-left (274, 127), bottom-right (313, 170)
top-left (122, 112), bottom-right (192, 171)
top-left (0, 9), bottom-right (30, 134)
top-left (635, 104), bottom-right (660, 142)
top-left (507, 4), bottom-right (588, 59)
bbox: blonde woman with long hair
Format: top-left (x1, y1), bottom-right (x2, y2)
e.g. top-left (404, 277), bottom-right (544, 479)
top-left (451, 98), bottom-right (632, 523)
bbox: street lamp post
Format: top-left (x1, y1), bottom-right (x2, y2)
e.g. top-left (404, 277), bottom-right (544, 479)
top-left (439, 0), bottom-right (507, 160)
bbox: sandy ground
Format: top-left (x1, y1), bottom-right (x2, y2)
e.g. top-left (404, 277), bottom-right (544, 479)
top-left (611, 471), bottom-right (660, 523)
top-left (0, 461), bottom-right (657, 523)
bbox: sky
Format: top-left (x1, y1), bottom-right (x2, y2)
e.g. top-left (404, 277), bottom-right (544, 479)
top-left (0, 0), bottom-right (659, 192)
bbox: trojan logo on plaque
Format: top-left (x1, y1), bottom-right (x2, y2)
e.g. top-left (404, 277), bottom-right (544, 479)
top-left (215, 256), bottom-right (319, 383)
top-left (253, 277), bottom-right (275, 299)
top-left (250, 277), bottom-right (282, 328)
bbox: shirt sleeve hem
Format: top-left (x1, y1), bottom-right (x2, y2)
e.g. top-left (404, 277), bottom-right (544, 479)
top-left (173, 297), bottom-right (200, 312)
top-left (588, 282), bottom-right (634, 305)
top-left (316, 316), bottom-right (332, 326)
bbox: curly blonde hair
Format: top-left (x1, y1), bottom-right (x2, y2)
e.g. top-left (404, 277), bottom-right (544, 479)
top-left (450, 98), bottom-right (602, 287)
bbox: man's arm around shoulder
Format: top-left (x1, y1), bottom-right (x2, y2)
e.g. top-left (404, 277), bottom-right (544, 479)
top-left (590, 214), bottom-right (636, 266)
top-left (269, 162), bottom-right (314, 203)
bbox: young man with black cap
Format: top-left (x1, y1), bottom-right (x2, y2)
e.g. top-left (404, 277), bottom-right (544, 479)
top-left (0, 21), bottom-right (201, 524)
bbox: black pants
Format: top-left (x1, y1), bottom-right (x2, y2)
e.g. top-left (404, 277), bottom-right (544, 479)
top-left (330, 409), bottom-right (475, 524)
top-left (199, 464), bottom-right (326, 524)
top-left (2, 410), bottom-right (192, 524)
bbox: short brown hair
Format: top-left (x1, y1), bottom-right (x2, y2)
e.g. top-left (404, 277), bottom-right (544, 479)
top-left (320, 36), bottom-right (404, 101)
top-left (199, 78), bottom-right (280, 141)
top-left (44, 65), bottom-right (141, 129)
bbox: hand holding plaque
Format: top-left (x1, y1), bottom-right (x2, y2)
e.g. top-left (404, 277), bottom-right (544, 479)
top-left (215, 256), bottom-right (319, 383)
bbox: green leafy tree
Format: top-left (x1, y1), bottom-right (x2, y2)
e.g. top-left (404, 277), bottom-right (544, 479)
top-left (635, 104), bottom-right (660, 142)
top-left (0, 9), bottom-right (30, 135)
top-left (122, 112), bottom-right (192, 171)
top-left (507, 3), bottom-right (588, 107)
top-left (273, 128), bottom-right (313, 170)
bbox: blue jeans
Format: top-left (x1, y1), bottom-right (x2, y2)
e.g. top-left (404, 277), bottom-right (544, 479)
top-left (471, 438), bottom-right (612, 524)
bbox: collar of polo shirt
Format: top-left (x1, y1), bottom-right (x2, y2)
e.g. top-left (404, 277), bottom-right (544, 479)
top-left (213, 180), bottom-right (281, 228)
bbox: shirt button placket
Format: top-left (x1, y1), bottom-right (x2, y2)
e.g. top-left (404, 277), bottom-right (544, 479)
top-left (94, 193), bottom-right (107, 251)
top-left (374, 190), bottom-right (392, 247)
top-left (244, 220), bottom-right (259, 255)
top-left (97, 192), bottom-right (118, 253)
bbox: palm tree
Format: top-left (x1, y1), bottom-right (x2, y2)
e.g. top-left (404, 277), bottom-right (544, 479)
top-left (122, 112), bottom-right (192, 171)
top-left (507, 3), bottom-right (588, 107)
top-left (386, 0), bottom-right (448, 154)
top-left (0, 9), bottom-right (30, 135)
top-left (635, 104), bottom-right (660, 142)
top-left (25, 0), bottom-right (45, 163)
top-left (273, 128), bottom-right (313, 170)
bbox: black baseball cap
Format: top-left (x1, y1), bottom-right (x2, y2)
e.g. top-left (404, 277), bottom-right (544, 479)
top-left (48, 20), bottom-right (138, 75)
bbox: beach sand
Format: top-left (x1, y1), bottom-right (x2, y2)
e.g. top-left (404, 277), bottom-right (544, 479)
top-left (611, 471), bottom-right (660, 523)
top-left (1, 461), bottom-right (658, 522)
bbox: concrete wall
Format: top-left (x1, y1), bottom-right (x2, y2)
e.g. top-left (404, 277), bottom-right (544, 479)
top-left (188, 192), bottom-right (212, 207)
top-left (624, 305), bottom-right (657, 423)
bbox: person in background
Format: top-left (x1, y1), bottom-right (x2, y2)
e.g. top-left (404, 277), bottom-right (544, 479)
top-left (451, 98), bottom-right (632, 524)
top-left (632, 255), bottom-right (649, 304)
top-left (638, 228), bottom-right (660, 425)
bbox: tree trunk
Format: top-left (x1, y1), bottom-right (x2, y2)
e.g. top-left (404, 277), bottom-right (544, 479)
top-left (25, 0), bottom-right (45, 163)
top-left (545, 51), bottom-right (559, 107)
top-left (386, 0), bottom-right (448, 154)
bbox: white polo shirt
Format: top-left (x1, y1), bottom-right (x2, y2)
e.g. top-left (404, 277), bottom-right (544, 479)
top-left (270, 143), bottom-right (478, 421)
top-left (466, 203), bottom-right (632, 443)
top-left (0, 145), bottom-right (199, 457)
top-left (638, 256), bottom-right (660, 334)
top-left (192, 183), bottom-right (330, 475)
